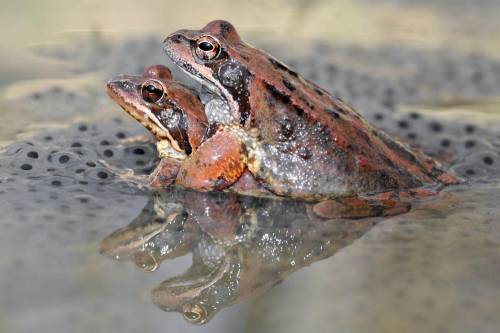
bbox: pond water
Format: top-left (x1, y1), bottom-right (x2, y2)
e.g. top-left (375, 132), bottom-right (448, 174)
top-left (1, 1), bottom-right (500, 333)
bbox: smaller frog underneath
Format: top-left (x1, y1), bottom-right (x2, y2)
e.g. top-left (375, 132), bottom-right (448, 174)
top-left (107, 65), bottom-right (208, 187)
top-left (108, 65), bottom-right (274, 195)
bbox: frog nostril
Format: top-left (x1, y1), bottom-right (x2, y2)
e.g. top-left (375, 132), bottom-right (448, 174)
top-left (168, 34), bottom-right (183, 44)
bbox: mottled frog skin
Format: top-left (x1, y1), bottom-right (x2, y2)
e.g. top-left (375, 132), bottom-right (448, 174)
top-left (162, 20), bottom-right (457, 199)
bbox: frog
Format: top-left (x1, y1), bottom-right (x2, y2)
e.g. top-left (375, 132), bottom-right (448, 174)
top-left (161, 20), bottom-right (458, 202)
top-left (107, 65), bottom-right (208, 188)
top-left (107, 64), bottom-right (446, 218)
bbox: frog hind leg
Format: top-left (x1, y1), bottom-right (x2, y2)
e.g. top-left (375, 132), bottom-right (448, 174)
top-left (312, 191), bottom-right (414, 219)
top-left (148, 158), bottom-right (181, 189)
top-left (176, 130), bottom-right (246, 191)
top-left (228, 170), bottom-right (275, 197)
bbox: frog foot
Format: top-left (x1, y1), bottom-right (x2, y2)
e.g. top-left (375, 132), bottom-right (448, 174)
top-left (312, 187), bottom-right (449, 219)
top-left (98, 159), bottom-right (150, 189)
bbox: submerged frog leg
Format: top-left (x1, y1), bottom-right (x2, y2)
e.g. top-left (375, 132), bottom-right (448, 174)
top-left (149, 158), bottom-right (181, 188)
top-left (228, 170), bottom-right (275, 198)
top-left (176, 130), bottom-right (246, 191)
top-left (312, 193), bottom-right (412, 219)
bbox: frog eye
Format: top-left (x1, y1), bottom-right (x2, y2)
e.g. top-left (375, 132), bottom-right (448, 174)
top-left (141, 80), bottom-right (164, 103)
top-left (182, 303), bottom-right (207, 324)
top-left (195, 36), bottom-right (220, 61)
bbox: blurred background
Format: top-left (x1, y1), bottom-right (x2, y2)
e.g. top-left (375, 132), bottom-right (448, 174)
top-left (2, 0), bottom-right (500, 85)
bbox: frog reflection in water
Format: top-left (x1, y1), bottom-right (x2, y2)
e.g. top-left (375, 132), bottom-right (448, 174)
top-left (99, 189), bottom-right (383, 324)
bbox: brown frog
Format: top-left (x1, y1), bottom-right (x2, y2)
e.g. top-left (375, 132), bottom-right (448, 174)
top-left (160, 20), bottom-right (457, 201)
top-left (107, 64), bottom-right (444, 218)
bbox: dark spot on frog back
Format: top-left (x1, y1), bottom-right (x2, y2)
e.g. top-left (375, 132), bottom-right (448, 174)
top-left (294, 106), bottom-right (305, 117)
top-left (267, 57), bottom-right (299, 77)
top-left (219, 22), bottom-right (232, 36)
top-left (265, 82), bottom-right (291, 104)
top-left (325, 108), bottom-right (340, 119)
top-left (282, 78), bottom-right (296, 91)
top-left (355, 128), bottom-right (372, 146)
top-left (429, 166), bottom-right (446, 179)
top-left (298, 96), bottom-right (315, 110)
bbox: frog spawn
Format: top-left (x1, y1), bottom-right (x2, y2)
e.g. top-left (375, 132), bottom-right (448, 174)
top-left (368, 113), bottom-right (500, 180)
top-left (277, 44), bottom-right (500, 109)
top-left (0, 117), bottom-right (158, 246)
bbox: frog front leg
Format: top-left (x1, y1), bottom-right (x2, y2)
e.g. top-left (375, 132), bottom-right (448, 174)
top-left (176, 130), bottom-right (246, 191)
top-left (148, 140), bottom-right (187, 188)
top-left (148, 158), bottom-right (181, 188)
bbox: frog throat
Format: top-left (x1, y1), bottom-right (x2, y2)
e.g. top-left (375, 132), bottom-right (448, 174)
top-left (156, 140), bottom-right (187, 160)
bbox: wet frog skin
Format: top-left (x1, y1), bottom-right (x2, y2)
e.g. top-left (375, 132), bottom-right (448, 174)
top-left (107, 66), bottom-right (452, 217)
top-left (163, 20), bottom-right (458, 200)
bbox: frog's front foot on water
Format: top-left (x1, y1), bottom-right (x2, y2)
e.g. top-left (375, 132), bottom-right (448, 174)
top-left (98, 159), bottom-right (150, 190)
